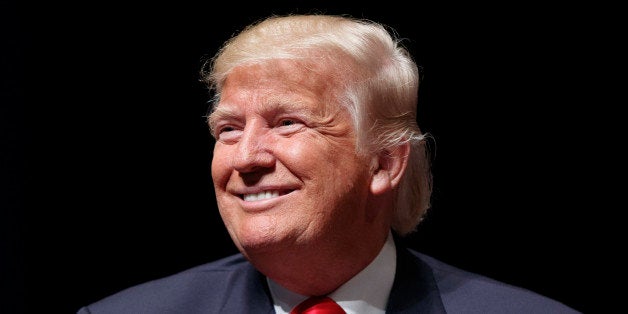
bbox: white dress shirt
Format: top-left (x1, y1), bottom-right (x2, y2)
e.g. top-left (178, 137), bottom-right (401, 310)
top-left (268, 231), bottom-right (397, 314)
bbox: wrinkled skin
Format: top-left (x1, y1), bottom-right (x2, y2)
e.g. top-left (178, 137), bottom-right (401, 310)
top-left (209, 59), bottom-right (399, 295)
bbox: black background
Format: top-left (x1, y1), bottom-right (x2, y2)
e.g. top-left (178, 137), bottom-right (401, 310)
top-left (2, 1), bottom-right (608, 313)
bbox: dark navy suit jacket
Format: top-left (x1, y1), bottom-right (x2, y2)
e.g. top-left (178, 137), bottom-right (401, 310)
top-left (77, 240), bottom-right (579, 313)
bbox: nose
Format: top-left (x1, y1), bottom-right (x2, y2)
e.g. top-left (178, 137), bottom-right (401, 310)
top-left (232, 121), bottom-right (276, 173)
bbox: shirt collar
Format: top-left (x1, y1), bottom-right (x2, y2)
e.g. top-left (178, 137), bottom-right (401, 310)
top-left (268, 231), bottom-right (397, 314)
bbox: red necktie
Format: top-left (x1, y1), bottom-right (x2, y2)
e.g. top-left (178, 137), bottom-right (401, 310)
top-left (290, 296), bottom-right (346, 314)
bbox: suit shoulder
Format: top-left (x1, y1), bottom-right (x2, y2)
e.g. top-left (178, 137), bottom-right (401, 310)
top-left (180, 252), bottom-right (251, 273)
top-left (409, 250), bottom-right (580, 314)
top-left (77, 254), bottom-right (254, 314)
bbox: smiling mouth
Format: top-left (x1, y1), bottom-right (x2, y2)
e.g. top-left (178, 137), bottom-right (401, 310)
top-left (241, 190), bottom-right (292, 202)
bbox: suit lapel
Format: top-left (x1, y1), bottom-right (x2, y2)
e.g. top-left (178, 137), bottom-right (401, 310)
top-left (220, 263), bottom-right (275, 314)
top-left (386, 236), bottom-right (447, 313)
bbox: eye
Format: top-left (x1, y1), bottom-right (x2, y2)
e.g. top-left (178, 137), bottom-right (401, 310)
top-left (215, 125), bottom-right (242, 143)
top-left (219, 125), bottom-right (235, 133)
top-left (275, 118), bottom-right (305, 135)
top-left (279, 119), bottom-right (297, 127)
top-left (278, 116), bottom-right (307, 127)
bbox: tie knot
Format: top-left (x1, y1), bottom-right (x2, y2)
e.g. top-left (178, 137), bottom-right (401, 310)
top-left (290, 296), bottom-right (346, 314)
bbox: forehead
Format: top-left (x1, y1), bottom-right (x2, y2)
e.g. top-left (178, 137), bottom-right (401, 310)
top-left (225, 59), bottom-right (339, 93)
top-left (216, 59), bottom-right (346, 114)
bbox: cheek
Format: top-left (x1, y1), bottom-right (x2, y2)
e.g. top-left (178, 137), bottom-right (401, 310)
top-left (211, 147), bottom-right (231, 188)
top-left (281, 134), bottom-right (339, 166)
top-left (282, 136), bottom-right (367, 194)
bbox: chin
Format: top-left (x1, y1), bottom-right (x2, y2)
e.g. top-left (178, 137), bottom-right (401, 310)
top-left (233, 228), bottom-right (282, 251)
top-left (236, 227), bottom-right (311, 258)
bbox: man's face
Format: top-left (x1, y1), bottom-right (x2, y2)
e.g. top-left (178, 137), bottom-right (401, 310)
top-left (210, 59), bottom-right (374, 257)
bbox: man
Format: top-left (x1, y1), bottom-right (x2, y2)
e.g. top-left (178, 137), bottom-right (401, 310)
top-left (77, 14), bottom-right (579, 313)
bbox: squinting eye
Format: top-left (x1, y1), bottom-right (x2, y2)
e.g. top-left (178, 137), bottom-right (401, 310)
top-left (280, 119), bottom-right (296, 126)
top-left (215, 126), bottom-right (242, 143)
top-left (219, 126), bottom-right (235, 133)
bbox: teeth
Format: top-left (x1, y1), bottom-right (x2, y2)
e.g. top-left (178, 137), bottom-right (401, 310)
top-left (243, 190), bottom-right (280, 201)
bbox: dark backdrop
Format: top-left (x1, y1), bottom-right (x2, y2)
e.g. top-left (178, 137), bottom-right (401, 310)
top-left (3, 1), bottom-right (602, 313)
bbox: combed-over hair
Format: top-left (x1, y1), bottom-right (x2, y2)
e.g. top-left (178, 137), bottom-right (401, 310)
top-left (201, 14), bottom-right (432, 236)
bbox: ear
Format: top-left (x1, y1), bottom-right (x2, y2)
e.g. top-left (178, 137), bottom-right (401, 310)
top-left (370, 142), bottom-right (410, 195)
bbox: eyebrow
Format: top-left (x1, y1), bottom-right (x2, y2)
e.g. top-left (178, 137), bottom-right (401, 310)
top-left (208, 97), bottom-right (317, 129)
top-left (207, 105), bottom-right (238, 134)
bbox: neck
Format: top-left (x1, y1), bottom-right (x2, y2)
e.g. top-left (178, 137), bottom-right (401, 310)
top-left (248, 228), bottom-right (390, 296)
